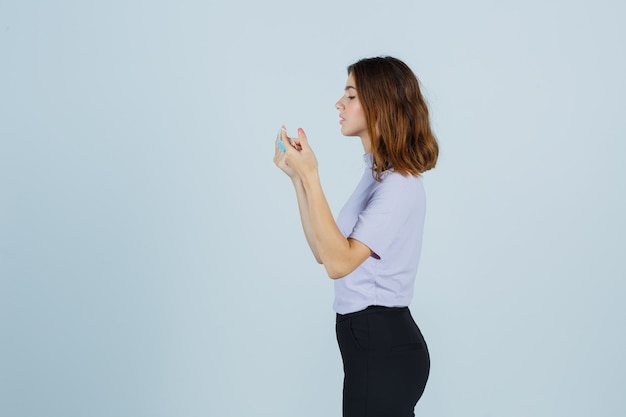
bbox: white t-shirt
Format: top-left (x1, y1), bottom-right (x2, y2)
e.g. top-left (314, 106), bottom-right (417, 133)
top-left (334, 153), bottom-right (427, 314)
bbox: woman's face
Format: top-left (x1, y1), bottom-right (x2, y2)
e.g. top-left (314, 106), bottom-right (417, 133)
top-left (336, 73), bottom-right (369, 143)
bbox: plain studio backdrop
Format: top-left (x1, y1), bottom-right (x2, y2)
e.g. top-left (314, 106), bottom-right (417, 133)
top-left (1, 1), bottom-right (625, 416)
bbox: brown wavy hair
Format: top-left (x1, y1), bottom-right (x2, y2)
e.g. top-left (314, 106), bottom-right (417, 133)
top-left (347, 56), bottom-right (439, 180)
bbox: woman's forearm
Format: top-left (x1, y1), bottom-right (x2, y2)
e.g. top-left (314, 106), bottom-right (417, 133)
top-left (300, 172), bottom-right (370, 279)
top-left (292, 177), bottom-right (322, 263)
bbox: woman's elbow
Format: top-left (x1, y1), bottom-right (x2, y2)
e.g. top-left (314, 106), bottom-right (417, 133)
top-left (324, 264), bottom-right (350, 280)
top-left (321, 255), bottom-right (360, 279)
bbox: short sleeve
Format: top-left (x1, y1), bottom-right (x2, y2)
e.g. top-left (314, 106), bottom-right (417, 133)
top-left (348, 174), bottom-right (424, 259)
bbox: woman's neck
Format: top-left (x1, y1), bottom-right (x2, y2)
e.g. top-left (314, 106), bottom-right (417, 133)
top-left (360, 135), bottom-right (371, 154)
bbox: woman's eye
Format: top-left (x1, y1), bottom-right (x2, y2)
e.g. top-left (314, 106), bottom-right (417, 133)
top-left (347, 96), bottom-right (356, 100)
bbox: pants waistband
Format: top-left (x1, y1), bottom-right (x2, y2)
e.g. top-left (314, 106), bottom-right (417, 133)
top-left (336, 305), bottom-right (409, 323)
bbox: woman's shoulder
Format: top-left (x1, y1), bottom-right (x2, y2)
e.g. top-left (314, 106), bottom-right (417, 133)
top-left (371, 171), bottom-right (424, 202)
top-left (380, 170), bottom-right (423, 187)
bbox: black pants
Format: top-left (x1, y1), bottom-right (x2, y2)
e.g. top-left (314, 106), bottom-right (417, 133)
top-left (336, 306), bottom-right (430, 417)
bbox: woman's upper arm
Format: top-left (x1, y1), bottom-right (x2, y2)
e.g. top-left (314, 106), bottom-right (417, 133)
top-left (324, 237), bottom-right (372, 279)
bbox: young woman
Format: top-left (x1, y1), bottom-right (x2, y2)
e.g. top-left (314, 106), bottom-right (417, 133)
top-left (273, 56), bottom-right (438, 417)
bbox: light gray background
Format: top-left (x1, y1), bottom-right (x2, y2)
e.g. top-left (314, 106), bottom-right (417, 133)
top-left (1, 1), bottom-right (625, 416)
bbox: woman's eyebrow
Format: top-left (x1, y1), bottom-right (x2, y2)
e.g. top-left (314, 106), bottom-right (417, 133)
top-left (345, 85), bottom-right (356, 91)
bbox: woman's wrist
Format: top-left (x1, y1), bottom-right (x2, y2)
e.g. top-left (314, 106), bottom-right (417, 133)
top-left (291, 175), bottom-right (303, 187)
top-left (299, 170), bottom-right (320, 190)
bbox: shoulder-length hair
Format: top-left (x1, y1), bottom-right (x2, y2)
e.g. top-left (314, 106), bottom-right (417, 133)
top-left (347, 56), bottom-right (439, 180)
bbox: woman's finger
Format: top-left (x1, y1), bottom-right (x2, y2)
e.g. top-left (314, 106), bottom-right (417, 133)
top-left (279, 126), bottom-right (287, 151)
top-left (297, 128), bottom-right (308, 149)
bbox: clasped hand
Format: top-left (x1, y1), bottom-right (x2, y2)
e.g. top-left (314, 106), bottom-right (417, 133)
top-left (274, 126), bottom-right (319, 180)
